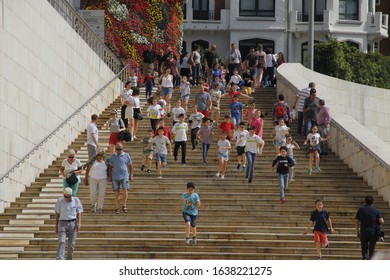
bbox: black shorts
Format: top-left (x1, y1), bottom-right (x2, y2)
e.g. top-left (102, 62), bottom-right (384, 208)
top-left (236, 146), bottom-right (245, 156)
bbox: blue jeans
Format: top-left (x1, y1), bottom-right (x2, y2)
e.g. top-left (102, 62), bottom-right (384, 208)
top-left (245, 151), bottom-right (256, 181)
top-left (304, 118), bottom-right (315, 136)
top-left (297, 111), bottom-right (304, 135)
top-left (278, 173), bottom-right (289, 199)
top-left (192, 64), bottom-right (200, 85)
top-left (202, 143), bottom-right (210, 163)
top-left (264, 67), bottom-right (275, 87)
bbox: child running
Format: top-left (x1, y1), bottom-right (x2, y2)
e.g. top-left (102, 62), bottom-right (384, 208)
top-left (150, 127), bottom-right (173, 179)
top-left (271, 146), bottom-right (295, 203)
top-left (197, 117), bottom-right (214, 164)
top-left (244, 126), bottom-right (265, 183)
top-left (286, 136), bottom-right (300, 182)
top-left (176, 182), bottom-right (201, 246)
top-left (232, 122), bottom-right (249, 171)
top-left (303, 199), bottom-right (335, 260)
top-left (271, 118), bottom-right (289, 155)
top-left (215, 132), bottom-right (231, 179)
top-left (303, 125), bottom-right (330, 175)
top-left (140, 129), bottom-right (155, 175)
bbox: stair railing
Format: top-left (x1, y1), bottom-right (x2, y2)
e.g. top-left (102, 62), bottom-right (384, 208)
top-left (47, 0), bottom-right (122, 75)
top-left (0, 64), bottom-right (130, 184)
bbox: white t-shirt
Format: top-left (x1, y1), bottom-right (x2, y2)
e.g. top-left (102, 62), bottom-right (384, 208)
top-left (172, 107), bottom-right (186, 122)
top-left (307, 133), bottom-right (321, 146)
top-left (147, 104), bottom-right (163, 119)
top-left (286, 143), bottom-right (296, 158)
top-left (172, 122), bottom-right (189, 141)
top-left (274, 124), bottom-right (289, 142)
top-left (233, 129), bottom-right (249, 147)
top-left (87, 123), bottom-right (98, 147)
top-left (89, 161), bottom-right (108, 179)
top-left (130, 76), bottom-right (138, 87)
top-left (121, 89), bottom-right (133, 105)
top-left (61, 158), bottom-right (82, 178)
top-left (218, 139), bottom-right (231, 155)
top-left (189, 112), bottom-right (204, 129)
top-left (244, 134), bottom-right (264, 153)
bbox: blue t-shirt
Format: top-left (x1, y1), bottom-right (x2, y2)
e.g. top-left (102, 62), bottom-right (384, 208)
top-left (181, 192), bottom-right (200, 216)
top-left (310, 209), bottom-right (330, 233)
top-left (230, 101), bottom-right (243, 119)
top-left (109, 152), bottom-right (132, 180)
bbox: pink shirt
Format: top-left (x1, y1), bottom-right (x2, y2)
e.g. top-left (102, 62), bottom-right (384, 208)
top-left (245, 108), bottom-right (256, 125)
top-left (251, 117), bottom-right (264, 138)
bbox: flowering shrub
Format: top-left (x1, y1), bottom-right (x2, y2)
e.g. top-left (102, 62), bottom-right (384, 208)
top-left (84, 0), bottom-right (185, 81)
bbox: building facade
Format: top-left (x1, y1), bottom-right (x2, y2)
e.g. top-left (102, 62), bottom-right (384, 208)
top-left (378, 0), bottom-right (390, 55)
top-left (183, 0), bottom-right (389, 64)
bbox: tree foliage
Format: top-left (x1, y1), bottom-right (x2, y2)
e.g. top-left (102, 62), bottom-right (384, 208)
top-left (314, 39), bottom-right (390, 89)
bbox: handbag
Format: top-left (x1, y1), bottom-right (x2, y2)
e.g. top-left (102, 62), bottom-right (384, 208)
top-left (117, 130), bottom-right (132, 142)
top-left (66, 172), bottom-right (78, 186)
top-left (134, 110), bottom-right (143, 121)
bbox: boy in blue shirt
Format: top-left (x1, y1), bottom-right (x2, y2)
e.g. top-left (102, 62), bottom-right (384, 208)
top-left (176, 182), bottom-right (201, 246)
top-left (230, 95), bottom-right (243, 127)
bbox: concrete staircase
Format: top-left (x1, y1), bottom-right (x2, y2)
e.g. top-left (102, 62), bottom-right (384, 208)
top-left (0, 86), bottom-right (389, 260)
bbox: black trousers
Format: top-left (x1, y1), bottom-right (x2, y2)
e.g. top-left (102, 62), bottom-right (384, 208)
top-left (121, 105), bottom-right (128, 128)
top-left (173, 141), bottom-right (186, 164)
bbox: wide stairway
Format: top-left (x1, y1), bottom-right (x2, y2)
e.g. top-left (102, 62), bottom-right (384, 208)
top-left (0, 86), bottom-right (389, 260)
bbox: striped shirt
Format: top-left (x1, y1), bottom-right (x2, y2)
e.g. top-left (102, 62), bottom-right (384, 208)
top-left (296, 87), bottom-right (311, 112)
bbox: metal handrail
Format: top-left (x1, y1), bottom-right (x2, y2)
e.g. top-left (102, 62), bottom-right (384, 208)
top-left (47, 0), bottom-right (122, 75)
top-left (0, 64), bottom-right (130, 183)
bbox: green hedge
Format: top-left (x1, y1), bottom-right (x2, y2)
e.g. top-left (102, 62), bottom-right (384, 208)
top-left (314, 39), bottom-right (390, 89)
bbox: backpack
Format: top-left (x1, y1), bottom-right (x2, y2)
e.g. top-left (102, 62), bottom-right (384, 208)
top-left (275, 102), bottom-right (287, 119)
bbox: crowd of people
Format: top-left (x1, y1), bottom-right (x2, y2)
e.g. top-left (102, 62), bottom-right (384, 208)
top-left (54, 43), bottom-right (385, 261)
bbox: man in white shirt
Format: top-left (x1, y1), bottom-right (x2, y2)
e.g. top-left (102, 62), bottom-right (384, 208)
top-left (172, 113), bottom-right (189, 165)
top-left (54, 187), bottom-right (83, 260)
top-left (225, 43), bottom-right (242, 83)
top-left (87, 114), bottom-right (99, 159)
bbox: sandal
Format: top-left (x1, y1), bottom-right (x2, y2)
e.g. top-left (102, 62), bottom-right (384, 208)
top-left (115, 209), bottom-right (120, 214)
top-left (122, 206), bottom-right (128, 213)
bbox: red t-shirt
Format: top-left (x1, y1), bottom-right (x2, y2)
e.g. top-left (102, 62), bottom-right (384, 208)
top-left (228, 91), bottom-right (242, 102)
top-left (219, 121), bottom-right (235, 139)
top-left (154, 126), bottom-right (172, 142)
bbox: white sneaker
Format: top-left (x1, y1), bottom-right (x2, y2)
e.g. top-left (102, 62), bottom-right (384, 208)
top-left (220, 175), bottom-right (225, 179)
top-left (215, 173), bottom-right (220, 177)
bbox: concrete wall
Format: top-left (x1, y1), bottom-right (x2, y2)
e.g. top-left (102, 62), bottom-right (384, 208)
top-left (0, 0), bottom-right (122, 212)
top-left (276, 63), bottom-right (390, 205)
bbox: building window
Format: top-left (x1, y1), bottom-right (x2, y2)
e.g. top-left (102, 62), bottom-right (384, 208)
top-left (239, 38), bottom-right (275, 59)
top-left (193, 0), bottom-right (209, 20)
top-left (239, 0), bottom-right (275, 17)
top-left (302, 0), bottom-right (326, 22)
top-left (339, 0), bottom-right (359, 20)
top-left (182, 3), bottom-right (187, 20)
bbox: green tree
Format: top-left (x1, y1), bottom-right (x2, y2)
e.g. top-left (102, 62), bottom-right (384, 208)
top-left (314, 39), bottom-right (390, 89)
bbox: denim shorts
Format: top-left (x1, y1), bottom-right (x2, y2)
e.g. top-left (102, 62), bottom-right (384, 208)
top-left (161, 87), bottom-right (173, 96)
top-left (273, 139), bottom-right (286, 147)
top-left (112, 179), bottom-right (130, 191)
top-left (156, 153), bottom-right (167, 163)
top-left (218, 151), bottom-right (229, 161)
top-left (182, 212), bottom-right (197, 228)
